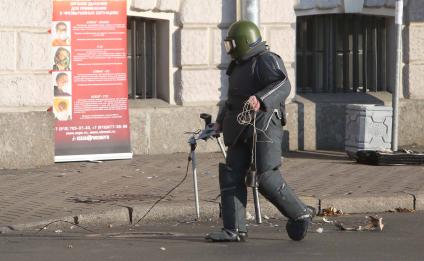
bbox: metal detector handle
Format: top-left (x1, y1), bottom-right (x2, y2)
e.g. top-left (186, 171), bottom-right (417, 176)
top-left (200, 113), bottom-right (212, 128)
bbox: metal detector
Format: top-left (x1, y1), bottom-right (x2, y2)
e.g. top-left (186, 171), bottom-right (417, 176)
top-left (186, 113), bottom-right (262, 224)
top-left (185, 113), bottom-right (226, 220)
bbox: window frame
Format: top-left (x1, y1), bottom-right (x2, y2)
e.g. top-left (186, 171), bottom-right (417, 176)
top-left (127, 17), bottom-right (157, 100)
top-left (296, 14), bottom-right (388, 94)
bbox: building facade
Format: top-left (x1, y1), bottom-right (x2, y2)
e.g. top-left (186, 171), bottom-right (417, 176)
top-left (0, 0), bottom-right (423, 168)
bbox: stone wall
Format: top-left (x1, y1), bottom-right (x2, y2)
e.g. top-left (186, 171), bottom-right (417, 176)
top-left (1, 0), bottom-right (423, 169)
top-left (128, 0), bottom-right (300, 153)
top-left (0, 1), bottom-right (54, 169)
top-left (128, 101), bottom-right (300, 155)
top-left (404, 0), bottom-right (424, 99)
top-left (130, 0), bottom-right (235, 105)
top-left (0, 0), bottom-right (52, 107)
top-left (261, 0), bottom-right (297, 101)
top-left (295, 93), bottom-right (424, 151)
top-left (130, 0), bottom-right (298, 104)
top-left (129, 103), bottom-right (220, 155)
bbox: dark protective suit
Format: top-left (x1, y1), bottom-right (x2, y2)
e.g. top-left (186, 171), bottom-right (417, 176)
top-left (216, 43), bottom-right (309, 234)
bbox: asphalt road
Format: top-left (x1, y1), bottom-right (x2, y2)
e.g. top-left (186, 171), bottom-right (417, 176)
top-left (1, 212), bottom-right (423, 261)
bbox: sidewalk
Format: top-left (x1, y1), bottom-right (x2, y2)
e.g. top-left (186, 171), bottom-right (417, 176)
top-left (0, 151), bottom-right (423, 232)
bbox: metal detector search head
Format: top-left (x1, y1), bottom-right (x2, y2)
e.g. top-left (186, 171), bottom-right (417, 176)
top-left (200, 113), bottom-right (212, 128)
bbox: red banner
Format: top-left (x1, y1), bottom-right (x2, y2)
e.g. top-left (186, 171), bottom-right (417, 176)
top-left (52, 0), bottom-right (132, 161)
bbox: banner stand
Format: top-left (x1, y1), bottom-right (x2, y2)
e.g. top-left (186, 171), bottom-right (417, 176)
top-left (52, 0), bottom-right (132, 162)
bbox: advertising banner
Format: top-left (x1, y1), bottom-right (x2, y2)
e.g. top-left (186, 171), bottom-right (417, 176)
top-left (52, 0), bottom-right (132, 162)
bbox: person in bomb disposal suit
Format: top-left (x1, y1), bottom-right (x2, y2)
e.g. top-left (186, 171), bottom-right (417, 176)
top-left (205, 21), bottom-right (315, 242)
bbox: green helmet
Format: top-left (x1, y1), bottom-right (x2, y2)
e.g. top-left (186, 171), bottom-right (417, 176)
top-left (224, 20), bottom-right (262, 60)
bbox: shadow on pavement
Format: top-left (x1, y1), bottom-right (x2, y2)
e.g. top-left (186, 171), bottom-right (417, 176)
top-left (283, 151), bottom-right (349, 161)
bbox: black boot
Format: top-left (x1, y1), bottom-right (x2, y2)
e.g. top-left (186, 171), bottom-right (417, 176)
top-left (286, 206), bottom-right (316, 241)
top-left (206, 163), bottom-right (248, 243)
top-left (205, 228), bottom-right (248, 242)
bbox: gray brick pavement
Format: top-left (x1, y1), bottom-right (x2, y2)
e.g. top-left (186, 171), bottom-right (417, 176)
top-left (0, 151), bottom-right (423, 229)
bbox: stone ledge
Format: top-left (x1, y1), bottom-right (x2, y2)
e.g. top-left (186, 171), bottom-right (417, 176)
top-left (131, 0), bottom-right (158, 11)
top-left (156, 0), bottom-right (181, 12)
top-left (130, 104), bottom-right (220, 155)
top-left (295, 0), bottom-right (399, 15)
top-left (128, 102), bottom-right (300, 155)
top-left (407, 0), bottom-right (424, 22)
top-left (0, 110), bottom-right (54, 169)
top-left (295, 0), bottom-right (397, 10)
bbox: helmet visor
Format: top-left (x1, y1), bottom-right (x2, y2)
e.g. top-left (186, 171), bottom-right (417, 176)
top-left (224, 39), bottom-right (236, 54)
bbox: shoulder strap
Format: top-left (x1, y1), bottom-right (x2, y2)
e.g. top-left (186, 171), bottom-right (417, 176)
top-left (226, 61), bottom-right (237, 76)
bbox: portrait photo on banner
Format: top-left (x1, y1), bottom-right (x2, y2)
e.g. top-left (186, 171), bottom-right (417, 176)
top-left (53, 71), bottom-right (72, 97)
top-left (52, 46), bottom-right (72, 71)
top-left (53, 97), bottom-right (72, 122)
top-left (51, 21), bottom-right (71, 46)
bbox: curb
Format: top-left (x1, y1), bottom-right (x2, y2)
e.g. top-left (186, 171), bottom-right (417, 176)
top-left (319, 193), bottom-right (415, 214)
top-left (415, 193), bottom-right (424, 210)
top-left (0, 193), bottom-right (420, 233)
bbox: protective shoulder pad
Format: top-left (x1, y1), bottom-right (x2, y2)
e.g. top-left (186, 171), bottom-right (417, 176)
top-left (254, 51), bottom-right (285, 83)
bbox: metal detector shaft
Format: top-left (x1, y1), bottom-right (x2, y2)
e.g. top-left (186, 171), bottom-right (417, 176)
top-left (216, 136), bottom-right (227, 159)
top-left (251, 112), bottom-right (262, 224)
top-left (191, 149), bottom-right (200, 220)
top-left (252, 187), bottom-right (262, 224)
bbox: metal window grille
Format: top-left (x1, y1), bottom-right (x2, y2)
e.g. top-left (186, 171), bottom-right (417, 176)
top-left (127, 17), bottom-right (157, 99)
top-left (296, 14), bottom-right (387, 93)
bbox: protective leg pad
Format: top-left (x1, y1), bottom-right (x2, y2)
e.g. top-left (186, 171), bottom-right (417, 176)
top-left (219, 163), bottom-right (247, 233)
top-left (258, 169), bottom-right (309, 220)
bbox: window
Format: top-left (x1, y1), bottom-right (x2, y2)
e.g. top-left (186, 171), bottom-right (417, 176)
top-left (296, 14), bottom-right (388, 93)
top-left (127, 17), bottom-right (157, 99)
